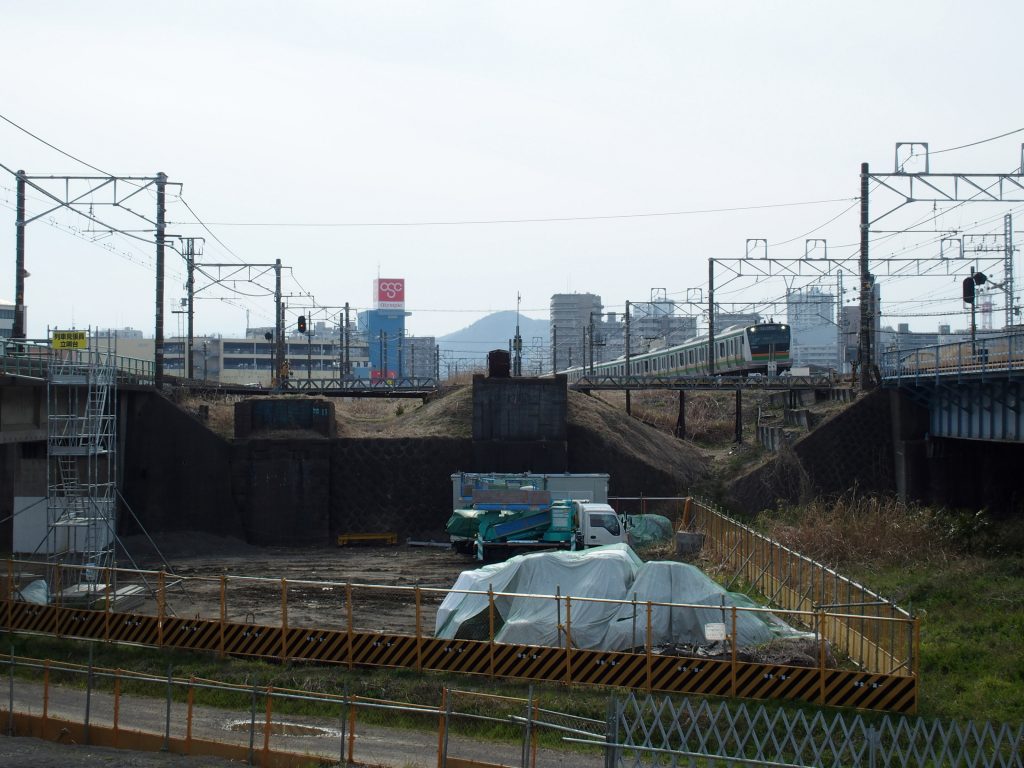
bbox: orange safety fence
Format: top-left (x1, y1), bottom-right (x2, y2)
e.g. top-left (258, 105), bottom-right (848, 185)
top-left (2, 554), bottom-right (917, 713)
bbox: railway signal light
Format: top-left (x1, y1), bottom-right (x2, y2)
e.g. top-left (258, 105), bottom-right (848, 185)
top-left (962, 272), bottom-right (987, 304)
top-left (297, 315), bottom-right (307, 333)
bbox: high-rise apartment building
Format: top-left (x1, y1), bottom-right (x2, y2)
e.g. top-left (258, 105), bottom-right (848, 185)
top-left (550, 293), bottom-right (603, 371)
top-left (787, 287), bottom-right (838, 369)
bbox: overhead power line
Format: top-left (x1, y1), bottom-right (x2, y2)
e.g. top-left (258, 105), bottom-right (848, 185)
top-left (181, 198), bottom-right (857, 228)
top-left (930, 127), bottom-right (1024, 155)
top-left (0, 111), bottom-right (111, 176)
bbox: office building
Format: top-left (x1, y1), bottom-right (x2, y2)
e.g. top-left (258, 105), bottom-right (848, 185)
top-left (787, 287), bottom-right (839, 369)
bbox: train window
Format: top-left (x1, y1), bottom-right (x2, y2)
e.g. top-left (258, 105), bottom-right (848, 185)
top-left (719, 342), bottom-right (725, 357)
top-left (739, 336), bottom-right (745, 348)
top-left (643, 360), bottom-right (649, 373)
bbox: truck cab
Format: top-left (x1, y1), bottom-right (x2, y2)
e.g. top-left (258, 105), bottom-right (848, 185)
top-left (571, 502), bottom-right (626, 548)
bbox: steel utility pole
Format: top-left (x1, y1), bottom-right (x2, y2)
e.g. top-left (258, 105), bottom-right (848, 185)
top-left (155, 172), bottom-right (167, 387)
top-left (10, 169), bottom-right (179, 350)
top-left (272, 259), bottom-right (283, 383)
top-left (343, 302), bottom-right (350, 377)
top-left (588, 312), bottom-right (595, 375)
top-left (13, 170), bottom-right (25, 339)
top-left (551, 326), bottom-right (557, 373)
top-left (969, 266), bottom-right (978, 355)
top-left (858, 162), bottom-right (873, 389)
top-left (513, 292), bottom-right (523, 376)
top-left (624, 301), bottom-right (631, 415)
top-left (707, 260), bottom-right (716, 375)
top-left (1005, 213), bottom-right (1015, 327)
top-left (184, 238), bottom-right (198, 378)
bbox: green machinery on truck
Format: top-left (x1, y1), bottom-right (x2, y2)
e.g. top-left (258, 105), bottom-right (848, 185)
top-left (446, 472), bottom-right (626, 561)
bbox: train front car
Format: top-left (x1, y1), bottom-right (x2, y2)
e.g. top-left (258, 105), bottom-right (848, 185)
top-left (745, 322), bottom-right (791, 375)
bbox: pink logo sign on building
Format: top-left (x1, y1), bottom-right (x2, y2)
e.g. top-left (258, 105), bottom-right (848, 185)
top-left (374, 278), bottom-right (405, 310)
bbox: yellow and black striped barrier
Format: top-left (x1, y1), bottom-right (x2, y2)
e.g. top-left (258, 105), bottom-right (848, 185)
top-left (0, 598), bottom-right (917, 714)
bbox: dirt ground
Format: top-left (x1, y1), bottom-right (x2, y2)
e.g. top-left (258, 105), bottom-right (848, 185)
top-left (117, 532), bottom-right (474, 635)
top-left (0, 737), bottom-right (243, 768)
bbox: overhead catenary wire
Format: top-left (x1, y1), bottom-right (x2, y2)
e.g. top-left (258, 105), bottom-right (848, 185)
top-left (4, 108), bottom-right (1022, 336)
top-left (177, 198), bottom-right (857, 228)
top-left (929, 127), bottom-right (1024, 155)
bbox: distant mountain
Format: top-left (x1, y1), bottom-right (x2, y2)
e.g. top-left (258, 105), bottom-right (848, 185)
top-left (438, 311), bottom-right (549, 373)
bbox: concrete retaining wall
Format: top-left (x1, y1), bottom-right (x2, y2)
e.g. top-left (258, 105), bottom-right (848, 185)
top-left (120, 391), bottom-right (244, 537)
top-left (728, 389), bottom-right (897, 514)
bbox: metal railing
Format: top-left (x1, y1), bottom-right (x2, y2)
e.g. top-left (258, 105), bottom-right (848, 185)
top-left (688, 497), bottom-right (916, 676)
top-left (2, 555), bottom-right (916, 713)
top-left (0, 337), bottom-right (154, 385)
top-left (881, 330), bottom-right (1024, 385)
top-left (282, 376), bottom-right (439, 391)
top-left (2, 655), bottom-right (1018, 768)
top-left (0, 654), bottom-right (605, 768)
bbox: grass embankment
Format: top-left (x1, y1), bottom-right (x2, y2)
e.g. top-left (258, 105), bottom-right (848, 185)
top-left (758, 495), bottom-right (1024, 723)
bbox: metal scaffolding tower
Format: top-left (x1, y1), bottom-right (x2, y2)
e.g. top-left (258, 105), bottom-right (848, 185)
top-left (46, 348), bottom-right (118, 590)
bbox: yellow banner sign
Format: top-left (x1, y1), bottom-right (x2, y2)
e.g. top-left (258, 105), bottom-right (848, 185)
top-left (51, 330), bottom-right (87, 350)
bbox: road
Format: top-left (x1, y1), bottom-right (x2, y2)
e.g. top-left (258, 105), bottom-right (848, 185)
top-left (4, 677), bottom-right (604, 768)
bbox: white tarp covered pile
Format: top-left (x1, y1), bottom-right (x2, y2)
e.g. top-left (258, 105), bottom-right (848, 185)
top-left (435, 544), bottom-right (810, 650)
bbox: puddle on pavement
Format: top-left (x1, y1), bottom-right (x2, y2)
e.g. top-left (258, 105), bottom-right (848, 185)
top-left (224, 719), bottom-right (342, 738)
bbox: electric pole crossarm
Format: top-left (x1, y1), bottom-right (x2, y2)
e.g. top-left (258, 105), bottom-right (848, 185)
top-left (12, 172), bottom-right (182, 228)
top-left (19, 176), bottom-right (117, 224)
top-left (867, 200), bottom-right (911, 228)
top-left (709, 255), bottom-right (1002, 279)
top-left (868, 173), bottom-right (1024, 205)
top-left (876, 256), bottom-right (1004, 277)
top-left (715, 257), bottom-right (858, 279)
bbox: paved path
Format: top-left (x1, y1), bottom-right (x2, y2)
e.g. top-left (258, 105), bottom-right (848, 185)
top-left (5, 678), bottom-right (604, 767)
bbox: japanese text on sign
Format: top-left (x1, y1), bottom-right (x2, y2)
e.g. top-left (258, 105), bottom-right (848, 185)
top-left (51, 330), bottom-right (87, 350)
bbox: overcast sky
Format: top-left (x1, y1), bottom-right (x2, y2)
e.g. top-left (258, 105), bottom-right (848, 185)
top-left (2, 1), bottom-right (1023, 342)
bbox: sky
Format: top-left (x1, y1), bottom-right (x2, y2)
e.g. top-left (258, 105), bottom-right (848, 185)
top-left (2, 1), bottom-right (1023, 343)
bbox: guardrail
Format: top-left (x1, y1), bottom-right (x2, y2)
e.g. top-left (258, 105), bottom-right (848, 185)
top-left (688, 497), bottom-right (916, 677)
top-left (2, 556), bottom-right (917, 712)
top-left (881, 331), bottom-right (1024, 385)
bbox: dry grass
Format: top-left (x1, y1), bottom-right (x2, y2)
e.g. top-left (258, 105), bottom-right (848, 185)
top-left (568, 392), bottom-right (710, 488)
top-left (596, 390), bottom-right (768, 446)
top-left (757, 492), bottom-right (953, 570)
